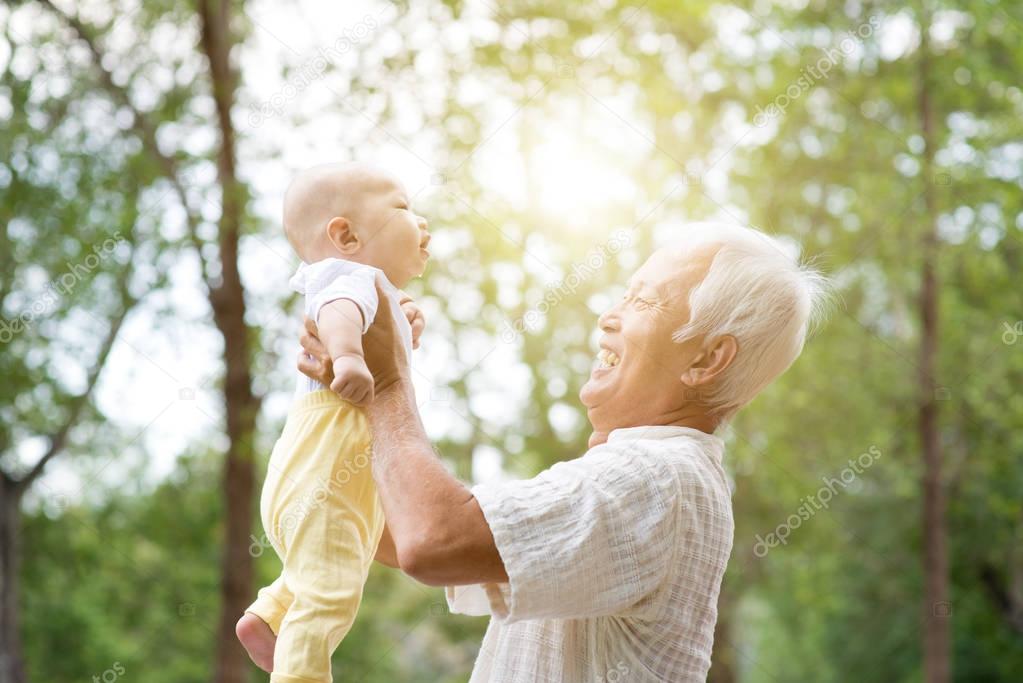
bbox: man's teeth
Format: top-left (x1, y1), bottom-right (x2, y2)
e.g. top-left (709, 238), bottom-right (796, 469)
top-left (597, 349), bottom-right (620, 368)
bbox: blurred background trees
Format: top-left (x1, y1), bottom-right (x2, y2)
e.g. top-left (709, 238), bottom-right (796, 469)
top-left (1, 0), bottom-right (1021, 681)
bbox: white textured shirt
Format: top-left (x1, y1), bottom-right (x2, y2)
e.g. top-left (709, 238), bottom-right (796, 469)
top-left (446, 425), bottom-right (733, 683)
top-left (289, 258), bottom-right (412, 395)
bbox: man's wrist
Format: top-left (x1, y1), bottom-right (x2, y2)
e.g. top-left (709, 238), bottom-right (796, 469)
top-left (368, 377), bottom-right (413, 415)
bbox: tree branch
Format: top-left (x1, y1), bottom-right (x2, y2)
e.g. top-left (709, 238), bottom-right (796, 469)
top-left (16, 236), bottom-right (140, 492)
top-left (16, 302), bottom-right (131, 492)
top-left (979, 562), bottom-right (1023, 636)
top-left (34, 0), bottom-right (214, 287)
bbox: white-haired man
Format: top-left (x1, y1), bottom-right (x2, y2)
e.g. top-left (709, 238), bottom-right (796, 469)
top-left (287, 224), bottom-right (828, 682)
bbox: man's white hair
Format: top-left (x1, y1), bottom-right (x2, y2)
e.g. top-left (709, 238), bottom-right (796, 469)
top-left (671, 223), bottom-right (831, 417)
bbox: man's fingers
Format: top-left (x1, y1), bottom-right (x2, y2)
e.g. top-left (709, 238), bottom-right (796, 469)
top-left (299, 332), bottom-right (323, 355)
top-left (298, 351), bottom-right (318, 374)
top-left (299, 332), bottom-right (315, 354)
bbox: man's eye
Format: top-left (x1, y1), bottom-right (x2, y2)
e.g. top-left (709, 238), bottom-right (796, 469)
top-left (623, 293), bottom-right (650, 309)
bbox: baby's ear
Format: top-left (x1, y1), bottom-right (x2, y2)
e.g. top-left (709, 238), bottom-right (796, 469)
top-left (326, 216), bottom-right (360, 254)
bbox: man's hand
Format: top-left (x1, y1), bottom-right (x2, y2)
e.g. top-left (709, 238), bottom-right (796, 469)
top-left (399, 298), bottom-right (425, 350)
top-left (330, 354), bottom-right (374, 406)
top-left (298, 317), bottom-right (334, 387)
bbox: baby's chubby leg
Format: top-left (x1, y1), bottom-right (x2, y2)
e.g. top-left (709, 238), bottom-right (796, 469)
top-left (258, 393), bottom-right (383, 681)
top-left (270, 516), bottom-right (374, 683)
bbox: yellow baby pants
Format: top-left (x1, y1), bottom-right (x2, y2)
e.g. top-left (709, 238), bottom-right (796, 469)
top-left (246, 389), bottom-right (385, 683)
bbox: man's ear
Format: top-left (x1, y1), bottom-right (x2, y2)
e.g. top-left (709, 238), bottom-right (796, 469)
top-left (680, 335), bottom-right (738, 388)
top-left (326, 216), bottom-right (360, 255)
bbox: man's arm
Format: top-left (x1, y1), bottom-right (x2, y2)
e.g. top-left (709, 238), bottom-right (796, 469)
top-left (300, 292), bottom-right (506, 587)
top-left (366, 382), bottom-right (508, 587)
top-left (374, 523), bottom-right (399, 568)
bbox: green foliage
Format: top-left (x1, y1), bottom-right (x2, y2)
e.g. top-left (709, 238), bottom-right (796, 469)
top-left (22, 449), bottom-right (485, 683)
top-left (7, 0), bottom-right (1023, 681)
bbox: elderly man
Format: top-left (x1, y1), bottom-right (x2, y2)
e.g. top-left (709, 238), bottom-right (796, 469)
top-left (294, 224), bottom-right (827, 682)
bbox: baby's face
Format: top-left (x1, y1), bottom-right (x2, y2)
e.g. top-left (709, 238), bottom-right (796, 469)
top-left (350, 175), bottom-right (431, 287)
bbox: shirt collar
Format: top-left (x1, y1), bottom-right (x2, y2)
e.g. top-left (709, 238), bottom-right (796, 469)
top-left (606, 425), bottom-right (724, 460)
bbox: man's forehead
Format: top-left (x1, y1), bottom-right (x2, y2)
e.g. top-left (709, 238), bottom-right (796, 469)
top-left (635, 246), bottom-right (717, 286)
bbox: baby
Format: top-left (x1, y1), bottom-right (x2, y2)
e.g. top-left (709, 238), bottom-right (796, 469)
top-left (237, 163), bottom-right (430, 682)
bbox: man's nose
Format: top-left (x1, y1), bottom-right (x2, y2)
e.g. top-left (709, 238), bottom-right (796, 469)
top-left (598, 306), bottom-right (621, 332)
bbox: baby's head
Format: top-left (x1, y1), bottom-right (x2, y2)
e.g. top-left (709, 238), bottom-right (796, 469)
top-left (283, 162), bottom-right (431, 287)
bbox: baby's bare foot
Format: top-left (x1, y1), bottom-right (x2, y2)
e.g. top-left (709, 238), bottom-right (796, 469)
top-left (236, 612), bottom-right (276, 672)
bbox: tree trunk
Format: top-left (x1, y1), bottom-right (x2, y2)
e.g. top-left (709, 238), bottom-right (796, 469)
top-left (196, 1), bottom-right (259, 682)
top-left (0, 482), bottom-right (26, 683)
top-left (917, 10), bottom-right (951, 683)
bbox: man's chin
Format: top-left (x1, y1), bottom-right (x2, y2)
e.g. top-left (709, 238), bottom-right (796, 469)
top-left (579, 385), bottom-right (610, 421)
top-left (578, 383), bottom-right (597, 409)
top-left (580, 376), bottom-right (613, 408)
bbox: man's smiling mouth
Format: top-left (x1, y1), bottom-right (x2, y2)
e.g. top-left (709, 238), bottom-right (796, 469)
top-left (596, 348), bottom-right (620, 369)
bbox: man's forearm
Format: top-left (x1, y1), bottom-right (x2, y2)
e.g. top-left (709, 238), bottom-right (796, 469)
top-left (367, 382), bottom-right (508, 586)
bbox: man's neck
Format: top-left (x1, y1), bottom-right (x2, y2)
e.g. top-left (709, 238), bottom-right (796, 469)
top-left (595, 405), bottom-right (721, 443)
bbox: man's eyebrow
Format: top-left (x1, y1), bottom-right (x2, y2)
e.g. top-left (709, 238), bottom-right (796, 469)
top-left (634, 279), bottom-right (661, 297)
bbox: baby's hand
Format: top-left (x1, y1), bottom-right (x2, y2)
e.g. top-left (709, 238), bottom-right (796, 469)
top-left (400, 298), bottom-right (425, 350)
top-left (330, 354), bottom-right (374, 406)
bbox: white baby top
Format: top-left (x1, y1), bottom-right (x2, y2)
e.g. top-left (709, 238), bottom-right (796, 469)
top-left (289, 258), bottom-right (413, 395)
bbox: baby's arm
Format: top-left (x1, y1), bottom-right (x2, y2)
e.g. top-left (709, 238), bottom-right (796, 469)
top-left (317, 299), bottom-right (374, 406)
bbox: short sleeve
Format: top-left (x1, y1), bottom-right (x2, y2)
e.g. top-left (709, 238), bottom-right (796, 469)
top-left (307, 267), bottom-right (379, 334)
top-left (447, 446), bottom-right (680, 622)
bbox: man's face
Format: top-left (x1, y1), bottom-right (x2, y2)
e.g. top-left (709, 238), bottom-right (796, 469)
top-left (355, 174), bottom-right (431, 286)
top-left (579, 245), bottom-right (718, 434)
